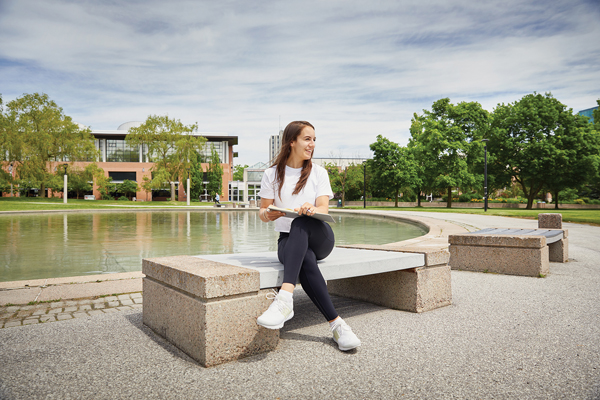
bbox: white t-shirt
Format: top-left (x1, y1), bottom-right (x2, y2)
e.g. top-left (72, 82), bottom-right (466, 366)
top-left (259, 163), bottom-right (334, 232)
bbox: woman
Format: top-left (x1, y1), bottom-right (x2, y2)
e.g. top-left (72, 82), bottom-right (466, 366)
top-left (257, 120), bottom-right (361, 351)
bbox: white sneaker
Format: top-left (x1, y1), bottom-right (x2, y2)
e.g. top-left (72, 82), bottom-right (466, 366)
top-left (332, 319), bottom-right (361, 351)
top-left (257, 291), bottom-right (294, 329)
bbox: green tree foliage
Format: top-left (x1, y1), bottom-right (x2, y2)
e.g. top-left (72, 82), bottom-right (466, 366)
top-left (117, 179), bottom-right (139, 200)
top-left (96, 176), bottom-right (115, 200)
top-left (324, 163), bottom-right (364, 206)
top-left (369, 135), bottom-right (421, 207)
top-left (190, 152), bottom-right (205, 200)
top-left (488, 93), bottom-right (600, 209)
top-left (409, 98), bottom-right (489, 208)
top-left (65, 168), bottom-right (90, 199)
top-left (206, 145), bottom-right (223, 200)
top-left (233, 164), bottom-right (248, 181)
top-left (3, 93), bottom-right (97, 197)
top-left (125, 115), bottom-right (205, 201)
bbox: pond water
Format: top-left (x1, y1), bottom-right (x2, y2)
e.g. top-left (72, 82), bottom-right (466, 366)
top-left (0, 211), bottom-right (426, 282)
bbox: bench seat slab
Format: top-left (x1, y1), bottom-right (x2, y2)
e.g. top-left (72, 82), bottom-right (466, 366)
top-left (197, 248), bottom-right (426, 289)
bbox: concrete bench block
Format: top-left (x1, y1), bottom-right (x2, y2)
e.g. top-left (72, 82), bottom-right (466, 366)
top-left (539, 213), bottom-right (562, 229)
top-left (328, 246), bottom-right (451, 313)
top-left (549, 237), bottom-right (568, 263)
top-left (142, 256), bottom-right (278, 367)
top-left (327, 264), bottom-right (451, 313)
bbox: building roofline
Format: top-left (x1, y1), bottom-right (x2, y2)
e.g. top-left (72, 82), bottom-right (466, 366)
top-left (90, 130), bottom-right (238, 145)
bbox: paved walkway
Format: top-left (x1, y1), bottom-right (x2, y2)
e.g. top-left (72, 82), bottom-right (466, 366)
top-left (0, 210), bottom-right (599, 399)
top-left (1, 293), bottom-right (143, 329)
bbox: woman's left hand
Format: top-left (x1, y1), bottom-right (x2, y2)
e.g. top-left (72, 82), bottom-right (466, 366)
top-left (295, 202), bottom-right (316, 216)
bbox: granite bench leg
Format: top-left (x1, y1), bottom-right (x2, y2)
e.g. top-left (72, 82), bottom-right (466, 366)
top-left (142, 256), bottom-right (278, 367)
top-left (326, 248), bottom-right (451, 313)
top-left (548, 237), bottom-right (568, 263)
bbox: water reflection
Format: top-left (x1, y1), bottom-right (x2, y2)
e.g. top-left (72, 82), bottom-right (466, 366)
top-left (0, 211), bottom-right (426, 282)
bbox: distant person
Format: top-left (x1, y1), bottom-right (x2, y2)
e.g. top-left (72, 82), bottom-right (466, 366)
top-left (257, 120), bottom-right (361, 351)
top-left (214, 193), bottom-right (220, 205)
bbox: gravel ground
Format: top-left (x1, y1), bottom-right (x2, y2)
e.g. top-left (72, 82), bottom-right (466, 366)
top-left (0, 212), bottom-right (598, 400)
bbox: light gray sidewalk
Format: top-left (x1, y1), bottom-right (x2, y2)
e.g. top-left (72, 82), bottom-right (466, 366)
top-left (0, 211), bottom-right (599, 399)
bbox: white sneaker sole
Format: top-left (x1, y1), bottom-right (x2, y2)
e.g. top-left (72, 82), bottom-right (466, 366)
top-left (257, 311), bottom-right (294, 330)
top-left (335, 339), bottom-right (361, 351)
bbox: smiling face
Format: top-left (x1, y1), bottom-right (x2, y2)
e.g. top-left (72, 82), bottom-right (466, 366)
top-left (289, 126), bottom-right (316, 163)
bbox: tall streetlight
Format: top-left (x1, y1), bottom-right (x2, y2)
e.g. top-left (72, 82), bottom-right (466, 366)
top-left (186, 167), bottom-right (191, 206)
top-left (9, 163), bottom-right (14, 197)
top-left (482, 139), bottom-right (489, 212)
top-left (62, 164), bottom-right (68, 204)
top-left (363, 161), bottom-right (367, 209)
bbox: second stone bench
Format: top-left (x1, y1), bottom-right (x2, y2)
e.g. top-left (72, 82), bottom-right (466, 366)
top-left (448, 227), bottom-right (568, 277)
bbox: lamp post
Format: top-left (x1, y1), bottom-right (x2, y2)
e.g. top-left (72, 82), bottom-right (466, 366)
top-left (186, 167), bottom-right (191, 206)
top-left (482, 139), bottom-right (489, 212)
top-left (9, 163), bottom-right (13, 197)
top-left (62, 164), bottom-right (68, 204)
top-left (363, 161), bottom-right (367, 209)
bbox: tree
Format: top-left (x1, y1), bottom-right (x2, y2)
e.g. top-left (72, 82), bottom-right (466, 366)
top-left (325, 162), bottom-right (364, 206)
top-left (190, 152), bottom-right (205, 200)
top-left (369, 135), bottom-right (421, 207)
top-left (409, 98), bottom-right (489, 208)
top-left (126, 115), bottom-right (205, 201)
top-left (206, 145), bottom-right (223, 200)
top-left (4, 93), bottom-right (97, 197)
top-left (233, 164), bottom-right (248, 181)
top-left (66, 168), bottom-right (91, 199)
top-left (488, 93), bottom-right (600, 209)
top-left (117, 179), bottom-right (139, 200)
top-left (96, 175), bottom-right (115, 200)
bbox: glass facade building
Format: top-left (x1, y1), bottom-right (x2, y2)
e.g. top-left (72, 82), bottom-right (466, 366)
top-left (578, 106), bottom-right (597, 124)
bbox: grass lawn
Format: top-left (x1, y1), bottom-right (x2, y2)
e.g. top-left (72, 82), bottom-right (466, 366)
top-left (0, 197), bottom-right (215, 211)
top-left (343, 206), bottom-right (600, 226)
top-left (2, 198), bottom-right (599, 226)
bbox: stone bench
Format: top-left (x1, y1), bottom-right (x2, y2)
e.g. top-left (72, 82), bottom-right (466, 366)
top-left (142, 246), bottom-right (451, 367)
top-left (448, 228), bottom-right (568, 277)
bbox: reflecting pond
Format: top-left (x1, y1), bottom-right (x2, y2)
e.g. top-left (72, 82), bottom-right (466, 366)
top-left (0, 211), bottom-right (427, 282)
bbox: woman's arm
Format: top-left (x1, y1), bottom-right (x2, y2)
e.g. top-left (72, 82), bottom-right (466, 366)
top-left (259, 198), bottom-right (285, 222)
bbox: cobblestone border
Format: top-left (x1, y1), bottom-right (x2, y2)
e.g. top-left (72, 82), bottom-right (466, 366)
top-left (0, 293), bottom-right (143, 329)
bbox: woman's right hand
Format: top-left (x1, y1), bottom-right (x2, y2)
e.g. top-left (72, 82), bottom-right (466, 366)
top-left (261, 207), bottom-right (285, 222)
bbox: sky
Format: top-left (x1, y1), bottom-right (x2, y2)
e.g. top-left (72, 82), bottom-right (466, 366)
top-left (1, 0), bottom-right (599, 166)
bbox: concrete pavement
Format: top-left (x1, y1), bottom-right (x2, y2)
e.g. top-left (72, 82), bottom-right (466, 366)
top-left (0, 210), bottom-right (599, 399)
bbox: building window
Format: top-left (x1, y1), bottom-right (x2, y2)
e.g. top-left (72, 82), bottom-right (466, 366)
top-left (108, 171), bottom-right (137, 182)
top-left (199, 142), bottom-right (225, 163)
top-left (106, 139), bottom-right (139, 162)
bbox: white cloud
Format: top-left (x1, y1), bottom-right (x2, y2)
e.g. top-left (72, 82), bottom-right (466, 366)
top-left (1, 0), bottom-right (598, 165)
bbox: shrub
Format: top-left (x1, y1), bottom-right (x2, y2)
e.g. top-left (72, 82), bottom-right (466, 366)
top-left (459, 193), bottom-right (483, 202)
top-left (574, 199), bottom-right (585, 205)
top-left (441, 196), bottom-right (459, 202)
top-left (118, 196), bottom-right (129, 201)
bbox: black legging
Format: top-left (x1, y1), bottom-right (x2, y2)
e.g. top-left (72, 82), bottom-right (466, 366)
top-left (277, 217), bottom-right (338, 321)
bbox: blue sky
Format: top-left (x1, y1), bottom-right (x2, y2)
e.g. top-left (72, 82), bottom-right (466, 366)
top-left (1, 0), bottom-right (598, 166)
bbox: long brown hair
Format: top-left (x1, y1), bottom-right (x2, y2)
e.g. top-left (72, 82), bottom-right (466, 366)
top-left (271, 121), bottom-right (314, 199)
